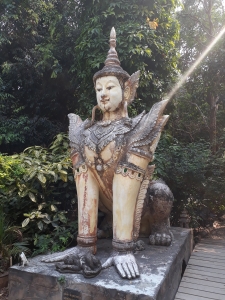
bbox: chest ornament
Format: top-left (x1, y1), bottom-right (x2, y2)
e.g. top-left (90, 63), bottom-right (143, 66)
top-left (84, 123), bottom-right (124, 153)
top-left (84, 146), bottom-right (122, 173)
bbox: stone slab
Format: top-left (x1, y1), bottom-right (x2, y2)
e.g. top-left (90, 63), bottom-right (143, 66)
top-left (8, 227), bottom-right (193, 300)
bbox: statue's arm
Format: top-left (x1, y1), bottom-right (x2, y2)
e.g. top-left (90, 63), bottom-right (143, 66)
top-left (104, 100), bottom-right (170, 279)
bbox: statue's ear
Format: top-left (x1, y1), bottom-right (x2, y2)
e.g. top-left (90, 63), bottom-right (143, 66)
top-left (124, 71), bottom-right (140, 105)
top-left (123, 83), bottom-right (131, 102)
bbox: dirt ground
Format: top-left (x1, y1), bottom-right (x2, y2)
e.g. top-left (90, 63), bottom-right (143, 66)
top-left (1, 219), bottom-right (225, 300)
top-left (193, 218), bottom-right (225, 243)
top-left (0, 287), bottom-right (8, 300)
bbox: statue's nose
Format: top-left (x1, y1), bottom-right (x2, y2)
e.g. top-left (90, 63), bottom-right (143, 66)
top-left (101, 93), bottom-right (107, 99)
top-left (100, 88), bottom-right (107, 98)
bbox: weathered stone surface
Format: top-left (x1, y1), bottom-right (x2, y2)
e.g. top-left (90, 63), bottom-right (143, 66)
top-left (9, 228), bottom-right (193, 300)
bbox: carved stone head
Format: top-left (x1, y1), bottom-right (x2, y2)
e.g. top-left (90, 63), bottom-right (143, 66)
top-left (93, 28), bottom-right (140, 113)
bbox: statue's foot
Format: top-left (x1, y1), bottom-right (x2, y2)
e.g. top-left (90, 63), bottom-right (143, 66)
top-left (41, 246), bottom-right (93, 263)
top-left (80, 253), bottom-right (102, 278)
top-left (149, 231), bottom-right (173, 246)
top-left (55, 252), bottom-right (102, 278)
top-left (55, 262), bottom-right (82, 274)
top-left (102, 252), bottom-right (139, 279)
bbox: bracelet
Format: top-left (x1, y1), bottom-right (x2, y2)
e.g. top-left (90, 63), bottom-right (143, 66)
top-left (77, 235), bottom-right (97, 247)
top-left (112, 239), bottom-right (135, 252)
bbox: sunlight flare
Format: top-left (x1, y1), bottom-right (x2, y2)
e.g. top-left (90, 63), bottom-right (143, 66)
top-left (166, 26), bottom-right (225, 101)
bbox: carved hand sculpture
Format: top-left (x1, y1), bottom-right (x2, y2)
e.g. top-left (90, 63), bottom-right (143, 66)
top-left (42, 27), bottom-right (174, 279)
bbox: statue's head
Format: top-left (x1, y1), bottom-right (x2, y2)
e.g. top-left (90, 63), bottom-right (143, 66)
top-left (93, 28), bottom-right (140, 114)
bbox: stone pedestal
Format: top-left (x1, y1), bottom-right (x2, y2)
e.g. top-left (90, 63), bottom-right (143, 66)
top-left (9, 228), bottom-right (193, 300)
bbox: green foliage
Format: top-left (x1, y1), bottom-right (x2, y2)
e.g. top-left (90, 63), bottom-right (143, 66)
top-left (0, 0), bottom-right (80, 152)
top-left (171, 0), bottom-right (225, 150)
top-left (0, 207), bottom-right (30, 272)
top-left (57, 275), bottom-right (66, 285)
top-left (73, 0), bottom-right (180, 116)
top-left (0, 134), bottom-right (77, 254)
top-left (0, 0), bottom-right (180, 152)
top-left (32, 221), bottom-right (77, 256)
top-left (154, 134), bottom-right (225, 226)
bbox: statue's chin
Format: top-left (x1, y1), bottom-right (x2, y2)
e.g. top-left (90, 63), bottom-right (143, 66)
top-left (100, 105), bottom-right (112, 113)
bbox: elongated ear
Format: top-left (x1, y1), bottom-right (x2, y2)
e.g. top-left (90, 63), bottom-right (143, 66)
top-left (123, 71), bottom-right (140, 105)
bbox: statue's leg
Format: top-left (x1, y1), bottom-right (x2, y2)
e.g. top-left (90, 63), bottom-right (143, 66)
top-left (140, 180), bottom-right (174, 246)
top-left (113, 172), bottom-right (142, 241)
top-left (75, 167), bottom-right (99, 254)
top-left (102, 155), bottom-right (149, 279)
top-left (113, 154), bottom-right (149, 242)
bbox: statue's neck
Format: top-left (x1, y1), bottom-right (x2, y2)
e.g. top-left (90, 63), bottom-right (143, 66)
top-left (102, 103), bottom-right (128, 121)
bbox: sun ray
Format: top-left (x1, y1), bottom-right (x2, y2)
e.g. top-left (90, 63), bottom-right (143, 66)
top-left (166, 26), bottom-right (225, 102)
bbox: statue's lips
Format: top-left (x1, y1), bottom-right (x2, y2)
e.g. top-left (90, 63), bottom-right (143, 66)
top-left (101, 99), bottom-right (110, 104)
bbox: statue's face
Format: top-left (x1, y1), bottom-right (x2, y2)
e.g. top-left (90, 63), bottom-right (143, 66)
top-left (95, 76), bottom-right (123, 112)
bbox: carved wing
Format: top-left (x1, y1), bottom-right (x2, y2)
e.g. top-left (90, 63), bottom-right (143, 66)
top-left (68, 113), bottom-right (83, 152)
top-left (127, 99), bottom-right (169, 152)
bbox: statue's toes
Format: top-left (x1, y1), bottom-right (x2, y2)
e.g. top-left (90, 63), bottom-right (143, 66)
top-left (161, 233), bottom-right (171, 246)
top-left (155, 233), bottom-right (161, 245)
top-left (149, 233), bottom-right (172, 246)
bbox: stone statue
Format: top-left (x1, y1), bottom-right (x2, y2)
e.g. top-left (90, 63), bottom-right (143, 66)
top-left (20, 252), bottom-right (29, 267)
top-left (43, 27), bottom-right (173, 280)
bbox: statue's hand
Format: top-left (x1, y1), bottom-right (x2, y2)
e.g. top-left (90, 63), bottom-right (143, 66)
top-left (102, 252), bottom-right (139, 279)
top-left (41, 246), bottom-right (92, 263)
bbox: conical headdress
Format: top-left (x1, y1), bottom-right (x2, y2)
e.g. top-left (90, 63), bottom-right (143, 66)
top-left (93, 27), bottom-right (130, 84)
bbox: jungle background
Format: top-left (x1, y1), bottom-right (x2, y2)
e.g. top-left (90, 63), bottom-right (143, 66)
top-left (0, 0), bottom-right (225, 261)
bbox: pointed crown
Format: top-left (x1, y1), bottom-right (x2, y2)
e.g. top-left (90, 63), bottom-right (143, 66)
top-left (93, 27), bottom-right (130, 84)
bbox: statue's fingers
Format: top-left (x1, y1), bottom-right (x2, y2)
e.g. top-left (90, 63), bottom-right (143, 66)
top-left (42, 254), bottom-right (66, 262)
top-left (116, 263), bottom-right (126, 278)
top-left (127, 262), bottom-right (136, 278)
top-left (122, 263), bottom-right (132, 279)
top-left (132, 261), bottom-right (140, 277)
top-left (102, 257), bottom-right (113, 269)
top-left (41, 248), bottom-right (75, 262)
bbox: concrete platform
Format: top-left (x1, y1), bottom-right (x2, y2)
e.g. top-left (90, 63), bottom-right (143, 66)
top-left (8, 227), bottom-right (193, 300)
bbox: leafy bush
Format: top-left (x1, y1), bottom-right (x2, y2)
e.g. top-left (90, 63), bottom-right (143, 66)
top-left (0, 207), bottom-right (30, 272)
top-left (0, 134), bottom-right (78, 254)
top-left (154, 134), bottom-right (225, 227)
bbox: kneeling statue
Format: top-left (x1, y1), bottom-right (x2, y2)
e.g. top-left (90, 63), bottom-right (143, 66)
top-left (43, 28), bottom-right (173, 279)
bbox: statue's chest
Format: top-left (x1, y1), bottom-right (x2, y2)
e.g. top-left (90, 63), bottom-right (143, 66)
top-left (83, 123), bottom-right (124, 172)
top-left (83, 122), bottom-right (123, 153)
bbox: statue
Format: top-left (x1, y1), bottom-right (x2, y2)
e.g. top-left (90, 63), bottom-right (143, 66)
top-left (20, 252), bottom-right (29, 267)
top-left (43, 28), bottom-right (173, 280)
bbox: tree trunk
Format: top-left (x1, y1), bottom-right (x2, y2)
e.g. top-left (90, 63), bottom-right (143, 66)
top-left (207, 91), bottom-right (218, 153)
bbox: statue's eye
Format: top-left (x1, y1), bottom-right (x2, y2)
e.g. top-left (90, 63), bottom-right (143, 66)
top-left (107, 86), bottom-right (114, 90)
